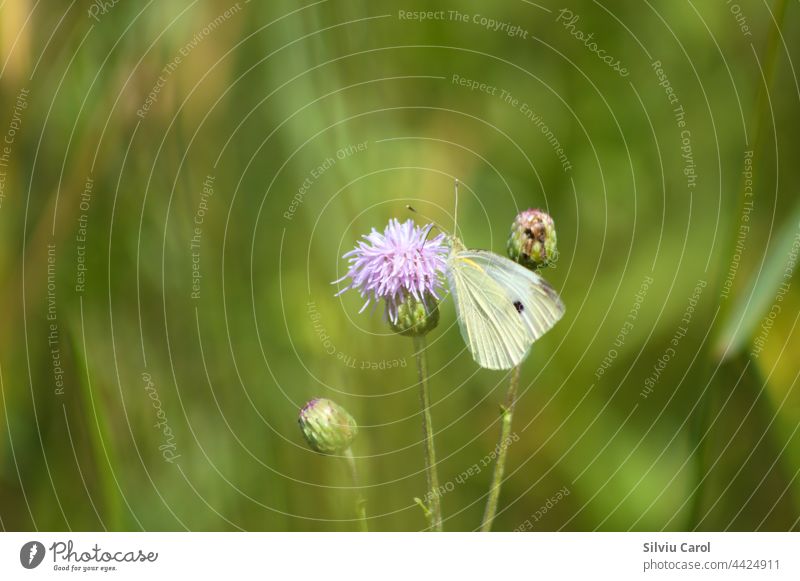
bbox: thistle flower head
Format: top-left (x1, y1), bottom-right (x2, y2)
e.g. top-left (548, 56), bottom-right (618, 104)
top-left (334, 218), bottom-right (447, 324)
top-left (298, 398), bottom-right (358, 454)
top-left (507, 208), bottom-right (557, 269)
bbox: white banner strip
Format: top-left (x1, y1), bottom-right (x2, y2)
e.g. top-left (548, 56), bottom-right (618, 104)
top-left (1, 532), bottom-right (798, 579)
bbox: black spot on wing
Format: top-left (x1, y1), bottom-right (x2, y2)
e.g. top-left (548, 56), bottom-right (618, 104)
top-left (513, 300), bottom-right (524, 314)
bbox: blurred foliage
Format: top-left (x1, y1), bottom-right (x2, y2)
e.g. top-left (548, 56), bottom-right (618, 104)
top-left (0, 0), bottom-right (798, 531)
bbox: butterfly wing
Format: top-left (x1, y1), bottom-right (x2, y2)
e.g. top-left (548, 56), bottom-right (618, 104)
top-left (446, 254), bottom-right (530, 370)
top-left (464, 250), bottom-right (566, 341)
top-left (446, 249), bottom-right (565, 370)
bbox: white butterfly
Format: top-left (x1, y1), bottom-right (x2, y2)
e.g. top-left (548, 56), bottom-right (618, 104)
top-left (436, 182), bottom-right (565, 370)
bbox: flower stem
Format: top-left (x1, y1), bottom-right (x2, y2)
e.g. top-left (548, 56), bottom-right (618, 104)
top-left (413, 335), bottom-right (443, 531)
top-left (344, 448), bottom-right (368, 532)
top-left (481, 364), bottom-right (521, 532)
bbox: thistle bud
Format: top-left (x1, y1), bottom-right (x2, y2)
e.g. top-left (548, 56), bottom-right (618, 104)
top-left (389, 292), bottom-right (440, 337)
top-left (507, 208), bottom-right (557, 269)
top-left (298, 398), bottom-right (358, 454)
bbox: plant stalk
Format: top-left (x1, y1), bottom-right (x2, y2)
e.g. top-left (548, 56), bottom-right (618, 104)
top-left (413, 335), bottom-right (443, 531)
top-left (344, 448), bottom-right (368, 532)
top-left (481, 364), bottom-right (521, 532)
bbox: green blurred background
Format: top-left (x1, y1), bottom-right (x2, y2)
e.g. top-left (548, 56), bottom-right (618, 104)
top-left (1, 0), bottom-right (799, 531)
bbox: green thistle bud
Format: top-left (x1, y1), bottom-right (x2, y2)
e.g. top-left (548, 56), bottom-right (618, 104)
top-left (507, 208), bottom-right (557, 269)
top-left (389, 292), bottom-right (439, 337)
top-left (298, 398), bottom-right (358, 454)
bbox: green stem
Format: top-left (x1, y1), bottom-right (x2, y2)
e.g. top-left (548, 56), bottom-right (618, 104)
top-left (344, 448), bottom-right (368, 532)
top-left (481, 365), bottom-right (520, 532)
top-left (413, 335), bottom-right (443, 531)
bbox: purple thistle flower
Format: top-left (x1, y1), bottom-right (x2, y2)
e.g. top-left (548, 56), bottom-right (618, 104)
top-left (334, 218), bottom-right (448, 323)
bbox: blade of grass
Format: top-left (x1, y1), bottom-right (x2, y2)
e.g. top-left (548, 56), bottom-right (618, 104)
top-left (689, 0), bottom-right (790, 528)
